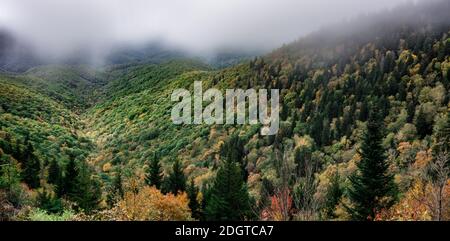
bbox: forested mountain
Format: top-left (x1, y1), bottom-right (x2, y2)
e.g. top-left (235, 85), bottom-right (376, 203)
top-left (1, 0), bottom-right (449, 221)
top-left (106, 42), bottom-right (258, 69)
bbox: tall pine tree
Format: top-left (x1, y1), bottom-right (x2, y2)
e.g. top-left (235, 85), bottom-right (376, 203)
top-left (416, 107), bottom-right (433, 138)
top-left (347, 109), bottom-right (397, 220)
top-left (220, 134), bottom-right (248, 181)
top-left (47, 159), bottom-right (61, 186)
top-left (22, 139), bottom-right (41, 189)
top-left (205, 146), bottom-right (253, 221)
top-left (68, 161), bottom-right (101, 213)
top-left (165, 159), bottom-right (186, 195)
top-left (63, 156), bottom-right (78, 197)
top-left (187, 178), bottom-right (201, 220)
top-left (37, 189), bottom-right (63, 214)
top-left (145, 152), bottom-right (163, 189)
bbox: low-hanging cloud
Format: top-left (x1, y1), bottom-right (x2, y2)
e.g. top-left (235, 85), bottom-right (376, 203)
top-left (0, 0), bottom-right (419, 61)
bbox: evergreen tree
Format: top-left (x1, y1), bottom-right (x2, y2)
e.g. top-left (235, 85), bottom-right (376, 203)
top-left (200, 185), bottom-right (211, 221)
top-left (12, 141), bottom-right (22, 163)
top-left (359, 99), bottom-right (369, 121)
top-left (347, 109), bottom-right (397, 220)
top-left (63, 156), bottom-right (78, 197)
top-left (310, 115), bottom-right (324, 146)
top-left (47, 159), bottom-right (61, 185)
top-left (165, 159), bottom-right (186, 195)
top-left (0, 133), bottom-right (12, 155)
top-left (416, 107), bottom-right (432, 138)
top-left (220, 134), bottom-right (247, 181)
top-left (321, 119), bottom-right (331, 146)
top-left (37, 189), bottom-right (63, 214)
top-left (22, 140), bottom-right (40, 189)
top-left (280, 100), bottom-right (289, 121)
top-left (205, 152), bottom-right (253, 221)
top-left (83, 177), bottom-right (102, 213)
top-left (406, 100), bottom-right (416, 123)
top-left (69, 161), bottom-right (101, 213)
top-left (48, 159), bottom-right (64, 198)
top-left (187, 178), bottom-right (201, 220)
top-left (145, 152), bottom-right (163, 189)
top-left (291, 112), bottom-right (299, 134)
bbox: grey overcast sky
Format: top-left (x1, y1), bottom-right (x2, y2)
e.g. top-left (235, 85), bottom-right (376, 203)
top-left (0, 0), bottom-right (420, 59)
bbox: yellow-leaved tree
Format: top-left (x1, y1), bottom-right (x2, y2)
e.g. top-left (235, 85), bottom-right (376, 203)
top-left (117, 186), bottom-right (192, 221)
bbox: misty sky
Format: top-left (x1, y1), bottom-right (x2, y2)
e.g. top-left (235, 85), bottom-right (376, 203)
top-left (0, 0), bottom-right (420, 60)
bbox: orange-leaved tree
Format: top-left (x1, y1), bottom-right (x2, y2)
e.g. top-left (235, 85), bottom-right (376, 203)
top-left (117, 186), bottom-right (192, 221)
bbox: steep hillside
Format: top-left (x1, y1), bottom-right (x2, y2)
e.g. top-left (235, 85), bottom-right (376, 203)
top-left (0, 77), bottom-right (76, 125)
top-left (84, 60), bottom-right (221, 174)
top-left (0, 75), bottom-right (89, 159)
top-left (102, 59), bottom-right (211, 100)
top-left (0, 68), bottom-right (104, 219)
top-left (20, 65), bottom-right (107, 111)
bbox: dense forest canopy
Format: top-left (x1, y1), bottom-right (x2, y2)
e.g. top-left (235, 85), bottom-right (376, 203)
top-left (1, 0), bottom-right (449, 221)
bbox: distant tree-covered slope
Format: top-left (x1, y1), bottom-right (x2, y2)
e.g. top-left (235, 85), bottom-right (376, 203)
top-left (0, 77), bottom-right (76, 125)
top-left (105, 41), bottom-right (258, 69)
top-left (20, 65), bottom-right (107, 111)
top-left (84, 60), bottom-right (221, 174)
top-left (102, 59), bottom-right (211, 100)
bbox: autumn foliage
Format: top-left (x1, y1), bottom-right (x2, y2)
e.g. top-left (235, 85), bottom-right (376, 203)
top-left (116, 186), bottom-right (192, 221)
top-left (262, 188), bottom-right (293, 221)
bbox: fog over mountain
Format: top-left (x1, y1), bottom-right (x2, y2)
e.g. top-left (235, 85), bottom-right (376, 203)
top-left (0, 0), bottom-right (424, 63)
